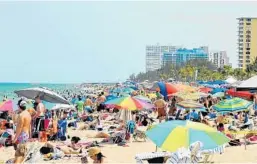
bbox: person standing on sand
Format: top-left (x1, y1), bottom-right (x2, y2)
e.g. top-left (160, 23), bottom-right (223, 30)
top-left (154, 96), bottom-right (167, 123)
top-left (97, 92), bottom-right (106, 112)
top-left (76, 96), bottom-right (84, 116)
top-left (84, 96), bottom-right (93, 113)
top-left (34, 96), bottom-right (46, 133)
top-left (13, 100), bottom-right (32, 164)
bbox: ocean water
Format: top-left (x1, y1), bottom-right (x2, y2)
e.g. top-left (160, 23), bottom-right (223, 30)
top-left (0, 83), bottom-right (74, 100)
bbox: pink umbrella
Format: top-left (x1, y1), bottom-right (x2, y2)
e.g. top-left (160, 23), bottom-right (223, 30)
top-left (0, 100), bottom-right (13, 112)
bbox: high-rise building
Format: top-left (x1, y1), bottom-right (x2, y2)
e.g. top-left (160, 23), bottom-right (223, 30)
top-left (174, 48), bottom-right (208, 64)
top-left (146, 44), bottom-right (209, 72)
top-left (162, 47), bottom-right (209, 66)
top-left (209, 51), bottom-right (230, 68)
top-left (237, 17), bottom-right (257, 69)
top-left (145, 44), bottom-right (178, 72)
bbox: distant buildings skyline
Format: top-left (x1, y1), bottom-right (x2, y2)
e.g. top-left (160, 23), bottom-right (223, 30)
top-left (209, 51), bottom-right (231, 68)
top-left (145, 43), bottom-right (229, 72)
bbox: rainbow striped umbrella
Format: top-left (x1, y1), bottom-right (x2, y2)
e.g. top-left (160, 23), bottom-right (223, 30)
top-left (105, 96), bottom-right (154, 110)
top-left (213, 97), bottom-right (252, 113)
top-left (134, 95), bottom-right (151, 103)
top-left (146, 120), bottom-right (229, 152)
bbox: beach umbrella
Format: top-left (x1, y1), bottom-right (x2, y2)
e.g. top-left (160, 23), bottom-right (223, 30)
top-left (213, 97), bottom-right (252, 113)
top-left (104, 96), bottom-right (154, 110)
top-left (199, 87), bottom-right (212, 93)
top-left (146, 120), bottom-right (229, 152)
top-left (14, 87), bottom-right (70, 104)
top-left (212, 92), bottom-right (224, 98)
top-left (151, 82), bottom-right (178, 100)
top-left (134, 95), bottom-right (151, 103)
top-left (123, 87), bottom-right (135, 93)
top-left (0, 100), bottom-right (13, 112)
top-left (174, 84), bottom-right (196, 92)
top-left (170, 92), bottom-right (208, 100)
top-left (176, 100), bottom-right (206, 111)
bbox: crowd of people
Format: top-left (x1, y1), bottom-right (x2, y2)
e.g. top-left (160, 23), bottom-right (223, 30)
top-left (0, 82), bottom-right (257, 164)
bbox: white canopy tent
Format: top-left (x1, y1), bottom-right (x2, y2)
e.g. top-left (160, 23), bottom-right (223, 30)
top-left (236, 75), bottom-right (257, 91)
top-left (225, 76), bottom-right (237, 84)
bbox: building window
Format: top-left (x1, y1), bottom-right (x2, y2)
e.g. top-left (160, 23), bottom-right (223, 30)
top-left (246, 23), bottom-right (251, 25)
top-left (246, 30), bottom-right (251, 34)
top-left (246, 39), bottom-right (251, 42)
top-left (246, 48), bottom-right (251, 51)
top-left (246, 35), bottom-right (251, 38)
top-left (246, 51), bottom-right (250, 55)
top-left (239, 48), bottom-right (243, 50)
top-left (247, 19), bottom-right (251, 21)
top-left (239, 52), bottom-right (243, 54)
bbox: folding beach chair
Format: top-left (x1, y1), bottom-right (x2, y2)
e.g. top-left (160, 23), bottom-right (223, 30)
top-left (135, 151), bottom-right (172, 164)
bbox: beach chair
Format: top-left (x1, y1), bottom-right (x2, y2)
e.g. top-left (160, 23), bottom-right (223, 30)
top-left (190, 142), bottom-right (203, 163)
top-left (166, 147), bottom-right (191, 164)
top-left (135, 151), bottom-right (172, 164)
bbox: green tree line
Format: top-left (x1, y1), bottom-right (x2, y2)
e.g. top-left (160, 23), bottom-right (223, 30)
top-left (129, 59), bottom-right (257, 82)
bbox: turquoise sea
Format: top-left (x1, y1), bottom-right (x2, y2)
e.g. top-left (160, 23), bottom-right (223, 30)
top-left (0, 83), bottom-right (75, 100)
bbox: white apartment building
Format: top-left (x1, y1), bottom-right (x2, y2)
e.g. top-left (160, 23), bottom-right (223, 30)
top-left (145, 43), bottom-right (178, 72)
top-left (209, 51), bottom-right (230, 68)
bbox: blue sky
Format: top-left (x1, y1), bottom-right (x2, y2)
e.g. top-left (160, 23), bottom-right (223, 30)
top-left (0, 1), bottom-right (257, 83)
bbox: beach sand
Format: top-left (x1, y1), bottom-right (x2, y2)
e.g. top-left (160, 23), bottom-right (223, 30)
top-left (1, 129), bottom-right (257, 163)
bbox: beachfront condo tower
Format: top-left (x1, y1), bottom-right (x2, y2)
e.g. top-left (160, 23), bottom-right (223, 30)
top-left (237, 17), bottom-right (257, 69)
top-left (145, 43), bottom-right (179, 72)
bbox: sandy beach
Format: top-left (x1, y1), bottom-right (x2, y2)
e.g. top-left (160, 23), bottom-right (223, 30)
top-left (1, 127), bottom-right (257, 164)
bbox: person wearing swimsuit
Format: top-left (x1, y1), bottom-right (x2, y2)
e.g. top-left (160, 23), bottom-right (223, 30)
top-left (34, 96), bottom-right (46, 132)
top-left (13, 100), bottom-right (32, 164)
top-left (154, 97), bottom-right (167, 123)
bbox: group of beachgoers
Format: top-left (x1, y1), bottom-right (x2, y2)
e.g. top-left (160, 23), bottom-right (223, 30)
top-left (0, 82), bottom-right (257, 164)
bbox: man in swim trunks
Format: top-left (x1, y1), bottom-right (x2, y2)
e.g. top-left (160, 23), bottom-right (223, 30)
top-left (13, 100), bottom-right (32, 164)
top-left (154, 96), bottom-right (167, 123)
top-left (97, 92), bottom-right (106, 112)
top-left (84, 96), bottom-right (93, 113)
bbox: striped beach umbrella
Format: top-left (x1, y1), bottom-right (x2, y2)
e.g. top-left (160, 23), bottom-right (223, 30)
top-left (134, 95), bottom-right (151, 103)
top-left (176, 100), bottom-right (206, 111)
top-left (146, 120), bottom-right (229, 152)
top-left (105, 96), bottom-right (154, 110)
top-left (213, 97), bottom-right (252, 113)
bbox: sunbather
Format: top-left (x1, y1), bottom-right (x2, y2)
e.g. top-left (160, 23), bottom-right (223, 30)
top-left (88, 147), bottom-right (106, 164)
